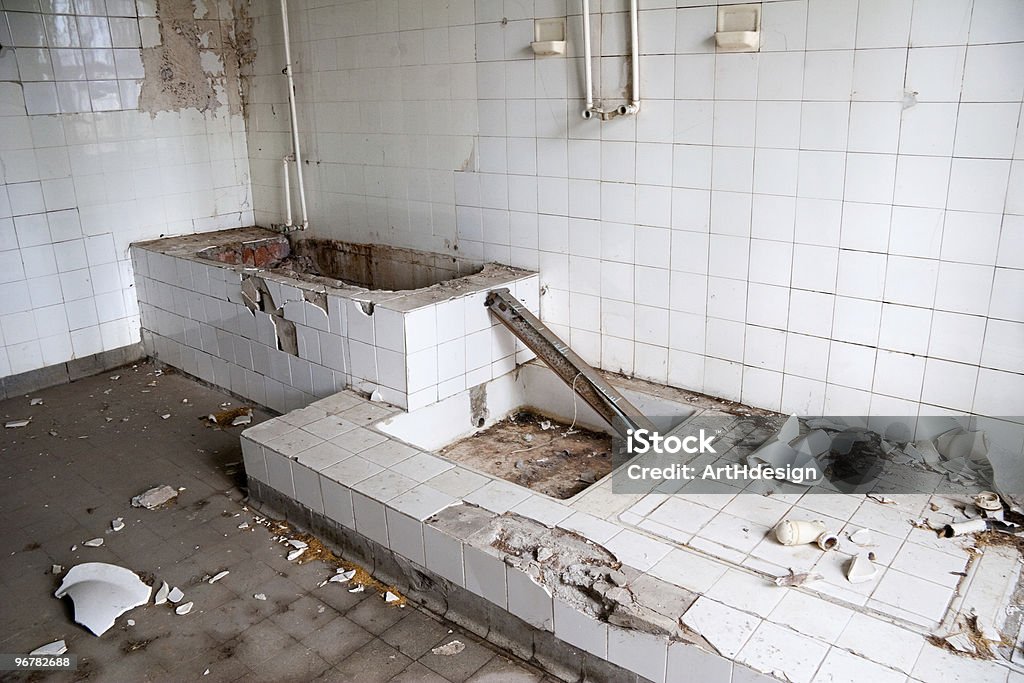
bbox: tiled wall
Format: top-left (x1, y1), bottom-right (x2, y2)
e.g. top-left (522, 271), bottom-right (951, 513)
top-left (246, 0), bottom-right (1024, 432)
top-left (0, 0), bottom-right (252, 377)
top-left (243, 0), bottom-right (478, 253)
top-left (2, 0), bottom-right (149, 115)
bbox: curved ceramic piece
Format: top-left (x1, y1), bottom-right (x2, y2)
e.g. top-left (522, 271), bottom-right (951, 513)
top-left (53, 563), bottom-right (152, 636)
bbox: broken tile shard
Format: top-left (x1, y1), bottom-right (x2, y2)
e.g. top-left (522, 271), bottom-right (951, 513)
top-left (29, 640), bottom-right (67, 656)
top-left (253, 593), bottom-right (266, 601)
top-left (5, 419), bottom-right (31, 428)
top-left (774, 569), bottom-right (823, 587)
top-left (154, 581), bottom-right (169, 605)
top-left (167, 587), bottom-right (184, 603)
top-left (287, 548), bottom-right (305, 561)
top-left (111, 518), bottom-right (125, 532)
top-left (208, 570), bottom-right (229, 584)
top-left (431, 640), bottom-right (465, 656)
top-left (53, 562), bottom-right (152, 636)
top-left (30, 398), bottom-right (43, 406)
top-left (175, 601), bottom-right (193, 615)
top-left (83, 538), bottom-right (104, 547)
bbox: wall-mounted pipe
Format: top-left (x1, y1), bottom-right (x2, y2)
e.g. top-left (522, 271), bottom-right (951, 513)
top-left (279, 0), bottom-right (308, 232)
top-left (282, 155), bottom-right (293, 228)
top-left (581, 0), bottom-right (640, 120)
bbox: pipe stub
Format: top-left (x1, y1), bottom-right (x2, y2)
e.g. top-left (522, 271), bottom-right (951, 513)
top-left (581, 109), bottom-right (594, 120)
top-left (816, 532), bottom-right (839, 551)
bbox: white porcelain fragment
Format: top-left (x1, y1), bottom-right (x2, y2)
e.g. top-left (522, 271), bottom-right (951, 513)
top-left (30, 640), bottom-right (67, 656)
top-left (286, 539), bottom-right (308, 549)
top-left (348, 585), bottom-right (365, 593)
top-left (161, 414), bottom-right (171, 420)
top-left (154, 581), bottom-right (169, 605)
top-left (431, 640), bottom-right (465, 656)
top-left (287, 549), bottom-right (305, 561)
top-left (846, 553), bottom-right (877, 584)
top-left (175, 601), bottom-right (193, 615)
top-left (111, 518), bottom-right (125, 532)
top-left (253, 593), bottom-right (267, 600)
top-left (127, 619), bottom-right (135, 626)
top-left (5, 419), bottom-right (31, 428)
top-left (30, 398), bottom-right (44, 406)
top-left (167, 587), bottom-right (184, 603)
top-left (208, 570), bottom-right (229, 584)
top-left (848, 528), bottom-right (872, 545)
top-left (83, 538), bottom-right (104, 547)
top-left (131, 485), bottom-right (178, 509)
top-left (53, 563), bottom-right (152, 636)
top-left (384, 591), bottom-right (400, 603)
top-left (231, 414), bottom-right (251, 426)
top-left (52, 564), bottom-right (63, 574)
top-left (330, 569), bottom-right (357, 583)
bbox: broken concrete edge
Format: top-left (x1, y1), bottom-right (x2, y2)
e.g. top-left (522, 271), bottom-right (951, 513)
top-left (132, 227), bottom-right (536, 313)
top-left (246, 478), bottom-right (732, 683)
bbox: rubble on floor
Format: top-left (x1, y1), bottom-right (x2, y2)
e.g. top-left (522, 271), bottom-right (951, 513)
top-left (130, 485), bottom-right (179, 509)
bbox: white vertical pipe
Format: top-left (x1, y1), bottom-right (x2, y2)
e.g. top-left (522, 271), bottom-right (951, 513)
top-left (629, 0), bottom-right (640, 108)
top-left (280, 0), bottom-right (308, 230)
top-left (581, 0), bottom-right (595, 118)
top-left (282, 156), bottom-right (293, 227)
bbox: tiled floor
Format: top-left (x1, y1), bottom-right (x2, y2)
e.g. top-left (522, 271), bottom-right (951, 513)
top-left (618, 416), bottom-right (980, 630)
top-left (0, 362), bottom-right (547, 682)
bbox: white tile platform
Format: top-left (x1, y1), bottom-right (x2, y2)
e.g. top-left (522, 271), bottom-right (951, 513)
top-left (243, 376), bottom-right (1021, 683)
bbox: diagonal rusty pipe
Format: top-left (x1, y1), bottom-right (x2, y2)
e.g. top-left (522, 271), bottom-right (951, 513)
top-left (485, 288), bottom-right (656, 438)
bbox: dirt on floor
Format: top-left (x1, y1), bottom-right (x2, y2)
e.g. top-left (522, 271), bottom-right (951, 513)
top-left (439, 409), bottom-right (614, 499)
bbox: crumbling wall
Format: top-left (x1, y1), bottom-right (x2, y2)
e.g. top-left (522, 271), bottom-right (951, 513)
top-left (139, 0), bottom-right (254, 115)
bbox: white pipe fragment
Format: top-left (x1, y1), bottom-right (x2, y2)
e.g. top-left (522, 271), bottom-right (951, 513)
top-left (774, 519), bottom-right (838, 551)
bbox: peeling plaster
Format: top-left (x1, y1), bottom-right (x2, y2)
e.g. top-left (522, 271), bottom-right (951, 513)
top-left (138, 0), bottom-right (254, 115)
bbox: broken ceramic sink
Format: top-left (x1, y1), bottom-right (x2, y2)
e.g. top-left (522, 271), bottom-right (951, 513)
top-left (54, 563), bottom-right (152, 636)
